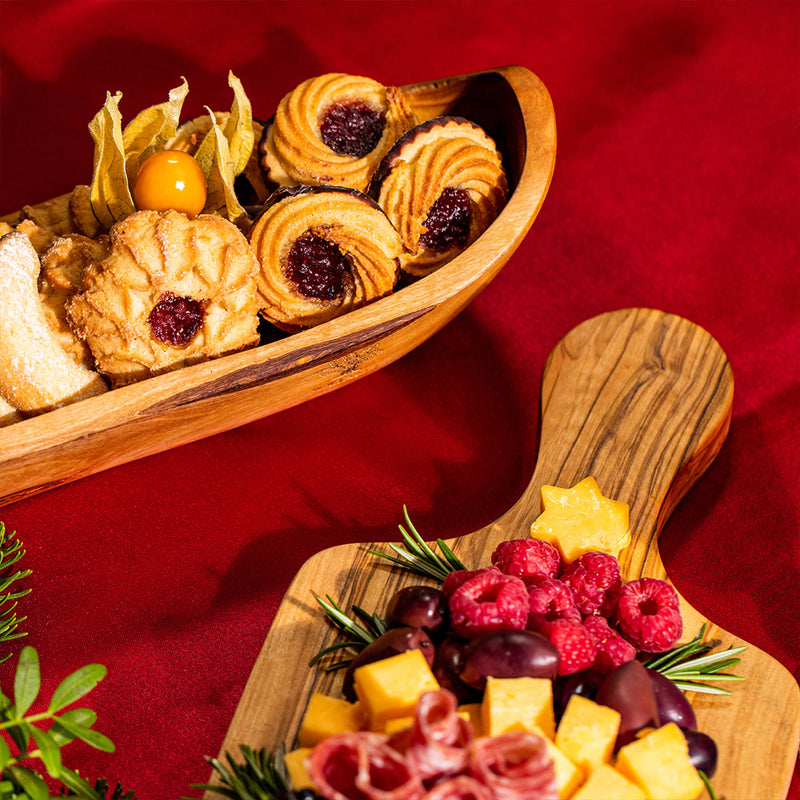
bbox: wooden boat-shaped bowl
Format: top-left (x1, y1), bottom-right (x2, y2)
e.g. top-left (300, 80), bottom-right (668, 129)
top-left (0, 65), bottom-right (556, 507)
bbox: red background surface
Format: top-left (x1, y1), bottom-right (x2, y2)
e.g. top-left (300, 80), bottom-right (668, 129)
top-left (1, 1), bottom-right (798, 797)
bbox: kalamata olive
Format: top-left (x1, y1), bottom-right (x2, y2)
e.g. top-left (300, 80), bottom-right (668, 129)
top-left (458, 629), bottom-right (560, 690)
top-left (647, 668), bottom-right (698, 730)
top-left (385, 585), bottom-right (450, 641)
top-left (596, 659), bottom-right (660, 749)
top-left (342, 627), bottom-right (434, 701)
top-left (432, 634), bottom-right (483, 705)
top-left (683, 728), bottom-right (718, 777)
top-left (553, 670), bottom-right (604, 722)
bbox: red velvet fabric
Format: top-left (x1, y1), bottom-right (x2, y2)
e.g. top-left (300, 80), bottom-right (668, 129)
top-left (1, 1), bottom-right (798, 797)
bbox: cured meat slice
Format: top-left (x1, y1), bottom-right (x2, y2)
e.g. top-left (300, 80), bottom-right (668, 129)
top-left (470, 731), bottom-right (557, 800)
top-left (421, 776), bottom-right (493, 800)
top-left (308, 730), bottom-right (425, 800)
top-left (389, 690), bottom-right (473, 783)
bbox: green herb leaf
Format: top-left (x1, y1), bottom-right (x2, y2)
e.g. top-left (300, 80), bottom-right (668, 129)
top-left (13, 645), bottom-right (40, 717)
top-left (50, 707), bottom-right (99, 746)
top-left (49, 663), bottom-right (107, 713)
top-left (4, 765), bottom-right (50, 800)
top-left (52, 715), bottom-right (115, 752)
top-left (29, 725), bottom-right (62, 777)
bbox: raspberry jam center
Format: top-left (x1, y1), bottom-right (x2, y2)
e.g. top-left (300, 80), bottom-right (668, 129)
top-left (420, 187), bottom-right (472, 252)
top-left (148, 292), bottom-right (205, 346)
top-left (320, 100), bottom-right (386, 158)
top-left (285, 231), bottom-right (352, 300)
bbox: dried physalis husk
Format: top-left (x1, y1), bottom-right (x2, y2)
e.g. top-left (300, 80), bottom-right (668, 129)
top-left (370, 115), bottom-right (508, 278)
top-left (249, 185), bottom-right (402, 331)
top-left (259, 73), bottom-right (417, 193)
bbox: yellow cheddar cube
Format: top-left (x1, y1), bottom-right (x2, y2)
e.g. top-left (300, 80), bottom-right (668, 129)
top-left (615, 723), bottom-right (704, 800)
top-left (534, 730), bottom-right (584, 800)
top-left (571, 764), bottom-right (646, 800)
top-left (482, 676), bottom-right (556, 740)
top-left (555, 694), bottom-right (621, 774)
top-left (530, 477), bottom-right (631, 563)
top-left (298, 692), bottom-right (366, 747)
top-left (353, 649), bottom-right (440, 730)
top-left (284, 747), bottom-right (314, 791)
top-left (458, 702), bottom-right (483, 737)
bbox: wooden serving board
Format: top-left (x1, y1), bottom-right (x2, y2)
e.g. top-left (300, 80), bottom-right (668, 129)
top-left (207, 307), bottom-right (800, 799)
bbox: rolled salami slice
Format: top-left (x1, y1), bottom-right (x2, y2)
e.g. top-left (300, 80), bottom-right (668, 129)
top-left (470, 731), bottom-right (557, 800)
top-left (421, 776), bottom-right (493, 800)
top-left (308, 730), bottom-right (425, 800)
top-left (389, 690), bottom-right (473, 783)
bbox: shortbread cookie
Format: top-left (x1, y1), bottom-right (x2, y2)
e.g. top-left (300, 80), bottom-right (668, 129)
top-left (67, 209), bottom-right (261, 386)
top-left (0, 231), bottom-right (108, 415)
top-left (258, 73), bottom-right (416, 193)
top-left (249, 185), bottom-right (401, 331)
top-left (39, 233), bottom-right (110, 368)
top-left (0, 395), bottom-right (23, 428)
top-left (369, 116), bottom-right (508, 278)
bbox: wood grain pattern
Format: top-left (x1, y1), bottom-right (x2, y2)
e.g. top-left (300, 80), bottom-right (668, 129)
top-left (206, 308), bottom-right (800, 800)
top-left (0, 65), bottom-right (557, 506)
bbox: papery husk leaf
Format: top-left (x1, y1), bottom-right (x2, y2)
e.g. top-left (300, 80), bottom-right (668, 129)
top-left (200, 109), bottom-right (247, 225)
top-left (88, 91), bottom-right (135, 229)
top-left (122, 77), bottom-right (189, 182)
top-left (221, 70), bottom-right (254, 175)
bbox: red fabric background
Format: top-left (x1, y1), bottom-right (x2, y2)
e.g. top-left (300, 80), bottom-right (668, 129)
top-left (1, 1), bottom-right (798, 797)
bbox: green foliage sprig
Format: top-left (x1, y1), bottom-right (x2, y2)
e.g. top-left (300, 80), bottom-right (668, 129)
top-left (188, 745), bottom-right (289, 799)
top-left (0, 523), bottom-right (32, 663)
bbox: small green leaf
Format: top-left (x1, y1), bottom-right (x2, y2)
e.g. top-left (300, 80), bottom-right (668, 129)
top-left (50, 707), bottom-right (98, 746)
top-left (48, 663), bottom-right (106, 712)
top-left (0, 734), bottom-right (10, 765)
top-left (4, 765), bottom-right (50, 800)
top-left (29, 725), bottom-right (62, 777)
top-left (50, 715), bottom-right (115, 752)
top-left (13, 645), bottom-right (40, 717)
top-left (56, 766), bottom-right (105, 799)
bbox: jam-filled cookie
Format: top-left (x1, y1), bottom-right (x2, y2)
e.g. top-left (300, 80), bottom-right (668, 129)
top-left (67, 209), bottom-right (260, 386)
top-left (249, 185), bottom-right (402, 331)
top-left (258, 73), bottom-right (417, 193)
top-left (369, 116), bottom-right (508, 278)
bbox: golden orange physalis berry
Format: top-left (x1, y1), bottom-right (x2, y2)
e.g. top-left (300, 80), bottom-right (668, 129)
top-left (132, 150), bottom-right (207, 217)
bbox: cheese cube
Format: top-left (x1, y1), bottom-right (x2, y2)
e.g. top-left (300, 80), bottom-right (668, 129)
top-left (458, 702), bottom-right (483, 737)
top-left (353, 649), bottom-right (440, 730)
top-left (555, 694), bottom-right (621, 773)
top-left (535, 731), bottom-right (584, 800)
top-left (284, 747), bottom-right (314, 791)
top-left (482, 676), bottom-right (556, 740)
top-left (615, 723), bottom-right (704, 800)
top-left (571, 764), bottom-right (646, 800)
top-left (298, 692), bottom-right (366, 747)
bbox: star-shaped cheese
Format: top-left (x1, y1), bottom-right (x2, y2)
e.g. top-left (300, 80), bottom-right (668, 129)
top-left (529, 477), bottom-right (630, 563)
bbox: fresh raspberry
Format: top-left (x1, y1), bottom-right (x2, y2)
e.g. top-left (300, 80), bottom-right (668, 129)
top-left (560, 551), bottom-right (622, 616)
top-left (615, 577), bottom-right (682, 653)
top-left (442, 567), bottom-right (500, 598)
top-left (491, 538), bottom-right (561, 586)
top-left (448, 570), bottom-right (529, 639)
top-left (526, 578), bottom-right (582, 630)
top-left (582, 614), bottom-right (637, 675)
top-left (540, 619), bottom-right (598, 675)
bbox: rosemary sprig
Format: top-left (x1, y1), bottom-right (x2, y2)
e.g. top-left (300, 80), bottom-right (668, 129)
top-left (368, 505), bottom-right (466, 581)
top-left (189, 745), bottom-right (289, 800)
top-left (309, 595), bottom-right (387, 670)
top-left (644, 625), bottom-right (746, 694)
top-left (0, 522), bottom-right (32, 662)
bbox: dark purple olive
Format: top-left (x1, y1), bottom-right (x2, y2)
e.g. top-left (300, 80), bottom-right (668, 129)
top-left (682, 728), bottom-right (718, 777)
top-left (433, 634), bottom-right (483, 704)
top-left (553, 670), bottom-right (604, 722)
top-left (342, 627), bottom-right (434, 701)
top-left (385, 585), bottom-right (450, 641)
top-left (596, 660), bottom-right (660, 749)
top-left (647, 668), bottom-right (698, 730)
top-left (458, 629), bottom-right (560, 690)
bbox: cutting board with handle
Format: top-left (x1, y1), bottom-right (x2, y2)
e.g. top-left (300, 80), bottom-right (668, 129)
top-left (207, 307), bottom-right (800, 799)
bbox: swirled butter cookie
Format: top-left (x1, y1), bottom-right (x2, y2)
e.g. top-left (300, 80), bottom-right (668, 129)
top-left (258, 73), bottom-right (417, 193)
top-left (67, 209), bottom-right (260, 386)
top-left (369, 116), bottom-right (508, 278)
top-left (249, 185), bottom-right (401, 331)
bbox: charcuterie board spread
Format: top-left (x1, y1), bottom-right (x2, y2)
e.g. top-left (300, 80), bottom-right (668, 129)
top-left (204, 308), bottom-right (800, 800)
top-left (0, 65), bottom-right (555, 506)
